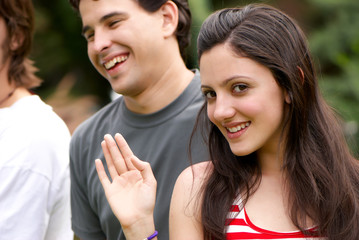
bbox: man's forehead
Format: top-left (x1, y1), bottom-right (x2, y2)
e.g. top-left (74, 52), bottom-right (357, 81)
top-left (79, 0), bottom-right (137, 16)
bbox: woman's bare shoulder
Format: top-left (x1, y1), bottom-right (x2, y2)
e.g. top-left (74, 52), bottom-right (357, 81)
top-left (172, 161), bottom-right (213, 204)
top-left (169, 161), bottom-right (212, 239)
top-left (177, 161), bottom-right (213, 187)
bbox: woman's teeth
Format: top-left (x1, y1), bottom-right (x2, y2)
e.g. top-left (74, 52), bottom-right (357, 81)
top-left (227, 122), bottom-right (250, 133)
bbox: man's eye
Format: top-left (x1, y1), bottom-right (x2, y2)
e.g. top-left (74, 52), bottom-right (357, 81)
top-left (109, 20), bottom-right (121, 27)
top-left (233, 84), bottom-right (247, 93)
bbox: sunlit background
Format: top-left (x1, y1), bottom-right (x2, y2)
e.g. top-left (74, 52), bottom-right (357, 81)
top-left (31, 0), bottom-right (359, 156)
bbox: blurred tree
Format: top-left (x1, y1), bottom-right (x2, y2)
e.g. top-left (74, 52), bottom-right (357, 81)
top-left (187, 0), bottom-right (212, 68)
top-left (308, 0), bottom-right (359, 155)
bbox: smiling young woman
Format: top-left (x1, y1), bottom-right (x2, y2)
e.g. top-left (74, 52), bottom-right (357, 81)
top-left (195, 5), bottom-right (359, 240)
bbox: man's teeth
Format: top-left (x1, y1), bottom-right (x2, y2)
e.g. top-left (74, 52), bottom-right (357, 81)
top-left (104, 56), bottom-right (128, 70)
top-left (227, 122), bottom-right (250, 133)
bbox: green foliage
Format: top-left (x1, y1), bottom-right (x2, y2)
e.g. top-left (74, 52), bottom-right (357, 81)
top-left (308, 0), bottom-right (359, 155)
top-left (187, 0), bottom-right (212, 68)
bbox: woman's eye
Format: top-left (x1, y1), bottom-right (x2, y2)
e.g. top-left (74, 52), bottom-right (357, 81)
top-left (233, 84), bottom-right (247, 93)
top-left (203, 90), bottom-right (216, 99)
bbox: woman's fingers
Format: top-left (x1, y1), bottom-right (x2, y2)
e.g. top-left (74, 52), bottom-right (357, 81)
top-left (131, 155), bottom-right (157, 187)
top-left (95, 159), bottom-right (111, 190)
top-left (96, 134), bottom-right (157, 230)
top-left (115, 133), bottom-right (136, 170)
top-left (101, 140), bottom-right (122, 181)
top-left (104, 134), bottom-right (128, 174)
top-left (102, 133), bottom-right (146, 178)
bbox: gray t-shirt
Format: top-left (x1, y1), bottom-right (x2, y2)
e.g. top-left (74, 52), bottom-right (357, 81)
top-left (70, 71), bottom-right (208, 240)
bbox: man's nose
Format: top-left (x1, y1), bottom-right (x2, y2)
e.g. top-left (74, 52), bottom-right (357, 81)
top-left (93, 30), bottom-right (111, 52)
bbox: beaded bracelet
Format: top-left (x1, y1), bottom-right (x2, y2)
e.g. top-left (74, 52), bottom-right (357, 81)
top-left (144, 230), bottom-right (158, 240)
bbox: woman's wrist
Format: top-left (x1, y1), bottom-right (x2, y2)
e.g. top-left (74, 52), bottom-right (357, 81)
top-left (143, 230), bottom-right (158, 240)
top-left (122, 216), bottom-right (156, 240)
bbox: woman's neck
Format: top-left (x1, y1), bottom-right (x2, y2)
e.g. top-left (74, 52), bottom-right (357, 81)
top-left (257, 149), bottom-right (284, 176)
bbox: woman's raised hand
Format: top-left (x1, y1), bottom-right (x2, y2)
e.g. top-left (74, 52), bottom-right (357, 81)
top-left (95, 133), bottom-right (157, 236)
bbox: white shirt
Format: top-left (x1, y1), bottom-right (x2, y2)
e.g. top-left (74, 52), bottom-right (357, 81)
top-left (0, 95), bottom-right (73, 240)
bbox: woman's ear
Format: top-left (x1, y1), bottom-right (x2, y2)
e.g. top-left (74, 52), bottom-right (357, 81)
top-left (284, 90), bottom-right (292, 104)
top-left (159, 1), bottom-right (178, 38)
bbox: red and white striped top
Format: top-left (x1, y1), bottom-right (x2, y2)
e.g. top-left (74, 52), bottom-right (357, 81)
top-left (226, 204), bottom-right (325, 240)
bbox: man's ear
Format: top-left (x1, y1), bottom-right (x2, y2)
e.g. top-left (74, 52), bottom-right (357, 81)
top-left (159, 1), bottom-right (178, 38)
top-left (10, 31), bottom-right (24, 51)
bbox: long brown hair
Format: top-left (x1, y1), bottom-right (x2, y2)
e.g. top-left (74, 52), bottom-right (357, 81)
top-left (196, 4), bottom-right (359, 240)
top-left (0, 0), bottom-right (41, 88)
